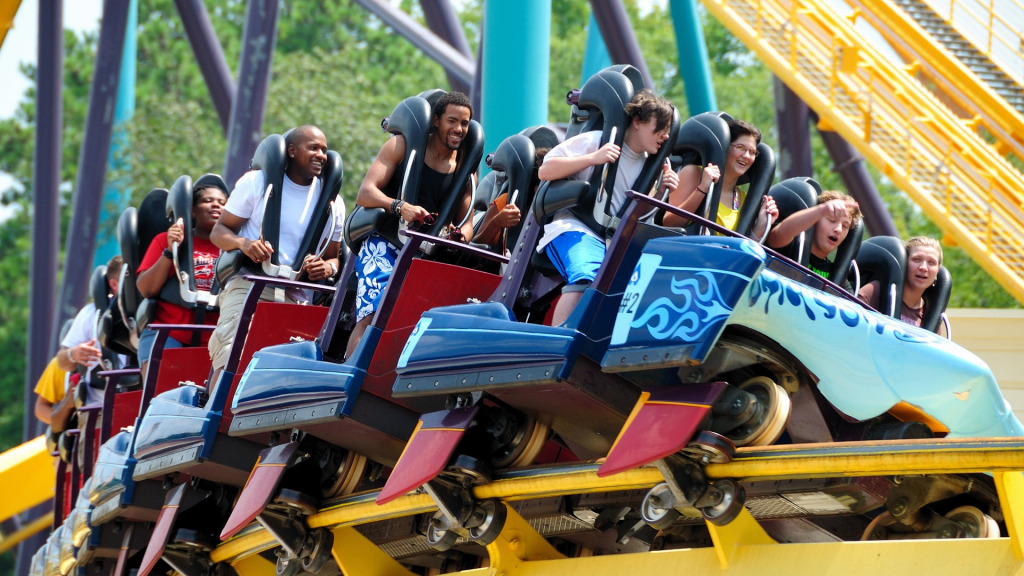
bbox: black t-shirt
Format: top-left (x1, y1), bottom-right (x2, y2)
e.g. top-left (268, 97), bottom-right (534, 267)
top-left (809, 254), bottom-right (852, 292)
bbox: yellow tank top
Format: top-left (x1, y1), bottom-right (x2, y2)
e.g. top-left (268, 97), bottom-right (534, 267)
top-left (716, 189), bottom-right (745, 231)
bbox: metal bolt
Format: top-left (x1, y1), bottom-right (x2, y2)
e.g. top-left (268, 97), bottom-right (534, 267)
top-left (509, 538), bottom-right (521, 550)
top-left (434, 381), bottom-right (439, 387)
top-left (891, 497), bottom-right (909, 517)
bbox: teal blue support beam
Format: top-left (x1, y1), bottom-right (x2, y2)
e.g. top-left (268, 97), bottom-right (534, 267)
top-left (581, 12), bottom-right (612, 83)
top-left (95, 0), bottom-right (138, 267)
top-left (669, 0), bottom-right (717, 114)
top-left (481, 0), bottom-right (551, 170)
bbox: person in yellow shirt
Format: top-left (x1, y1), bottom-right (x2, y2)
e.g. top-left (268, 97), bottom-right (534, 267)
top-left (33, 356), bottom-right (72, 427)
top-left (663, 119), bottom-right (777, 237)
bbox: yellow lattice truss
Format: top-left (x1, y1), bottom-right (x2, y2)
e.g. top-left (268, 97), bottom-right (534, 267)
top-left (701, 0), bottom-right (1024, 304)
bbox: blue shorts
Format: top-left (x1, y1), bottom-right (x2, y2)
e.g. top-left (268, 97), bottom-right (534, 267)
top-left (355, 233), bottom-right (399, 322)
top-left (545, 231), bottom-right (606, 284)
top-left (137, 327), bottom-right (185, 363)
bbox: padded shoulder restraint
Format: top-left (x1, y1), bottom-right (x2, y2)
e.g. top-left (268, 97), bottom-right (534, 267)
top-left (490, 134), bottom-right (537, 248)
top-left (116, 207), bottom-right (141, 321)
top-left (766, 177), bottom-right (820, 266)
top-left (166, 175), bottom-right (195, 295)
top-left (427, 119), bottom-right (484, 240)
top-left (921, 266), bottom-right (952, 333)
top-left (672, 112), bottom-right (731, 229)
top-left (855, 236), bottom-right (906, 317)
top-left (90, 265), bottom-right (110, 310)
top-left (831, 218), bottom-right (863, 287)
top-left (250, 134), bottom-right (288, 267)
top-left (733, 142), bottom-right (777, 238)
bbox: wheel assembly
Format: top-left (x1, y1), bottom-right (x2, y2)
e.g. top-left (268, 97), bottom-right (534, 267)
top-left (683, 431), bottom-right (736, 464)
top-left (701, 479), bottom-right (746, 526)
top-left (718, 376), bottom-right (791, 447)
top-left (275, 553), bottom-right (301, 576)
top-left (300, 529), bottom-right (334, 573)
top-left (323, 451), bottom-right (368, 498)
top-left (640, 483), bottom-right (682, 530)
top-left (425, 511), bottom-right (460, 551)
top-left (945, 506), bottom-right (1000, 539)
top-left (467, 499), bottom-right (508, 545)
top-left (491, 413), bottom-right (551, 469)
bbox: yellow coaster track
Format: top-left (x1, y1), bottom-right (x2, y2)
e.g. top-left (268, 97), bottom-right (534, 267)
top-left (700, 0), bottom-right (1024, 304)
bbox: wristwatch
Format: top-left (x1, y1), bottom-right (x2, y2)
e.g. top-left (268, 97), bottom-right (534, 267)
top-left (162, 248), bottom-right (174, 260)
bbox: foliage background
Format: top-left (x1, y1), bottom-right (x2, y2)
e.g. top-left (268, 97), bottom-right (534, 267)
top-left (0, 0), bottom-right (1018, 570)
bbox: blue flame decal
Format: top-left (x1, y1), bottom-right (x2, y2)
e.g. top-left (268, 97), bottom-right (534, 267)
top-left (630, 271), bottom-right (733, 342)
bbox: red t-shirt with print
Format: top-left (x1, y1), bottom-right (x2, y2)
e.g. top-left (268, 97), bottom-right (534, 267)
top-left (138, 232), bottom-right (220, 345)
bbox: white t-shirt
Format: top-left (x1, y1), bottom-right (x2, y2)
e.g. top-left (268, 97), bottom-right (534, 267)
top-left (537, 130), bottom-right (647, 251)
top-left (62, 302), bottom-right (127, 405)
top-left (225, 170), bottom-right (345, 267)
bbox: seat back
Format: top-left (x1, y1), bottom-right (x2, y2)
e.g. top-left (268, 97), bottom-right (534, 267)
top-left (733, 142), bottom-right (777, 238)
top-left (855, 236), bottom-right (906, 317)
top-left (831, 217), bottom-right (863, 289)
top-left (671, 112), bottom-right (730, 230)
top-left (489, 134), bottom-right (538, 248)
top-left (766, 177), bottom-right (820, 266)
top-left (118, 189), bottom-right (172, 339)
top-left (472, 171), bottom-right (499, 234)
top-left (921, 266), bottom-right (952, 333)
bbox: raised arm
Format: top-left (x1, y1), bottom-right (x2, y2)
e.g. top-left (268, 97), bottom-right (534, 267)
top-left (767, 203), bottom-right (827, 248)
top-left (538, 142), bottom-right (620, 181)
top-left (137, 223), bottom-right (184, 298)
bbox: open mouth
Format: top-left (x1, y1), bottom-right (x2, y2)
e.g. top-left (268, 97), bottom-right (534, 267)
top-left (209, 209), bottom-right (222, 220)
top-left (448, 133), bottom-right (462, 146)
top-left (828, 235), bottom-right (839, 244)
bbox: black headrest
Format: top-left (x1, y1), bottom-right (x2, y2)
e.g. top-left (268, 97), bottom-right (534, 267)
top-left (519, 125), bottom-right (561, 151)
top-left (385, 96), bottom-right (435, 206)
top-left (922, 266), bottom-right (952, 333)
top-left (734, 142), bottom-right (777, 238)
top-left (490, 134), bottom-right (538, 247)
top-left (167, 175), bottom-right (196, 292)
top-left (417, 89), bottom-right (447, 111)
top-left (673, 112), bottom-right (731, 226)
top-left (766, 177), bottom-right (821, 265)
top-left (137, 188), bottom-right (172, 260)
top-left (854, 236), bottom-right (906, 317)
top-left (193, 173), bottom-right (229, 195)
top-left (578, 68), bottom-right (636, 202)
top-left (564, 65), bottom-right (645, 141)
top-left (90, 265), bottom-right (110, 309)
top-left (606, 64), bottom-right (646, 93)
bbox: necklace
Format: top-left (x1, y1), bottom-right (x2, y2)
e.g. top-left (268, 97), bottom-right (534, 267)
top-left (732, 188), bottom-right (740, 211)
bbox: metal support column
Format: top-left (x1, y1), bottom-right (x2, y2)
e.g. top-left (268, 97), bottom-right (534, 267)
top-left (582, 12), bottom-right (612, 82)
top-left (669, 0), bottom-right (717, 114)
top-left (773, 77), bottom-right (813, 179)
top-left (482, 0), bottom-right (550, 160)
top-left (470, 31), bottom-right (482, 119)
top-left (51, 0), bottom-right (132, 350)
top-left (352, 0), bottom-right (474, 92)
top-left (419, 0), bottom-right (472, 94)
top-left (589, 0), bottom-right (654, 90)
top-left (816, 124), bottom-right (899, 237)
top-left (223, 0), bottom-right (280, 185)
top-left (175, 0), bottom-right (235, 133)
top-left (94, 0), bottom-right (137, 267)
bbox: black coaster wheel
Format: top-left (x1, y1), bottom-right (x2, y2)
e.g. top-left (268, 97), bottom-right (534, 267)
top-left (492, 414), bottom-right (551, 470)
top-left (640, 483), bottom-right (682, 530)
top-left (275, 554), bottom-right (300, 576)
top-left (682, 431), bottom-right (736, 464)
top-left (425, 511), bottom-right (459, 551)
top-left (467, 499), bottom-right (508, 546)
top-left (301, 529), bottom-right (334, 573)
top-left (701, 479), bottom-right (745, 526)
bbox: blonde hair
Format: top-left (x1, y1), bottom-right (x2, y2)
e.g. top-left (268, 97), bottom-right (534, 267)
top-left (905, 236), bottom-right (943, 267)
top-left (816, 190), bottom-right (862, 226)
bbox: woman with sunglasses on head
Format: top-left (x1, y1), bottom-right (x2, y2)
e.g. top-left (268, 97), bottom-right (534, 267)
top-left (662, 119), bottom-right (777, 239)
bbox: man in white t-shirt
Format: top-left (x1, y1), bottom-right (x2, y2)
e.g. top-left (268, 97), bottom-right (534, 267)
top-left (537, 90), bottom-right (677, 326)
top-left (56, 256), bottom-right (128, 406)
top-left (208, 125), bottom-right (344, 370)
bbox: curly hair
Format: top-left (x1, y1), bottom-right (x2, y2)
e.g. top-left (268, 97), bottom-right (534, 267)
top-left (817, 189), bottom-right (862, 226)
top-left (624, 89), bottom-right (674, 133)
top-left (433, 91), bottom-right (473, 121)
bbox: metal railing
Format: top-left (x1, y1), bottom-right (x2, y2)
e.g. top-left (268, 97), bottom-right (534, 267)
top-left (702, 0), bottom-right (1024, 303)
top-left (920, 0), bottom-right (1024, 87)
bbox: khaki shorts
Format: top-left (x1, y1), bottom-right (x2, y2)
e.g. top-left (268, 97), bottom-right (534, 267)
top-left (208, 278), bottom-right (301, 370)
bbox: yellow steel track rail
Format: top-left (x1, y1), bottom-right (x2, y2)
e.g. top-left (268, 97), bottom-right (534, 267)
top-left (919, 0), bottom-right (1024, 88)
top-left (700, 0), bottom-right (1024, 304)
top-left (210, 438), bottom-right (1024, 565)
top-left (0, 436), bottom-right (55, 524)
top-left (846, 0), bottom-right (1024, 161)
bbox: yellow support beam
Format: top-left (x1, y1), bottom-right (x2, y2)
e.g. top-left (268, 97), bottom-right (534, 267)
top-left (229, 552), bottom-right (277, 576)
top-left (330, 526), bottom-right (415, 576)
top-left (0, 0), bottom-right (21, 52)
top-left (0, 436), bottom-right (55, 523)
top-left (707, 509), bottom-right (776, 569)
top-left (0, 513), bottom-right (52, 555)
top-left (484, 505), bottom-right (565, 575)
top-left (213, 439), bottom-right (1024, 566)
top-left (699, 0), bottom-right (1024, 305)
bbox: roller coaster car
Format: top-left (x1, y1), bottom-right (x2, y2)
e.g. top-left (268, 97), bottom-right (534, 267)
top-left (854, 235), bottom-right (952, 335)
top-left (376, 67), bottom-right (709, 547)
top-left (126, 134), bottom-right (343, 576)
top-left (216, 92), bottom-right (495, 572)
